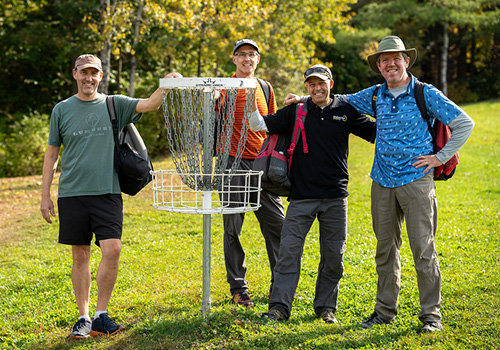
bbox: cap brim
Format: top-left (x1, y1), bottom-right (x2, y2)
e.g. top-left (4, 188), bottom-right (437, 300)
top-left (233, 43), bottom-right (259, 54)
top-left (304, 73), bottom-right (330, 83)
top-left (367, 48), bottom-right (417, 74)
top-left (76, 64), bottom-right (103, 72)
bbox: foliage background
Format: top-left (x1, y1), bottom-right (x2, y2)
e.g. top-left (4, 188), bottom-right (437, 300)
top-left (0, 0), bottom-right (499, 177)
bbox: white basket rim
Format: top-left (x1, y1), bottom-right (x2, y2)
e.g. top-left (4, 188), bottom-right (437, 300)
top-left (160, 77), bottom-right (256, 89)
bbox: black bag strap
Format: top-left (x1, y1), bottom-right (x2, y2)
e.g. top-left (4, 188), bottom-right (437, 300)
top-left (414, 81), bottom-right (429, 121)
top-left (371, 85), bottom-right (380, 118)
top-left (106, 96), bottom-right (121, 171)
top-left (106, 96), bottom-right (118, 140)
top-left (257, 78), bottom-right (270, 107)
top-left (414, 81), bottom-right (438, 152)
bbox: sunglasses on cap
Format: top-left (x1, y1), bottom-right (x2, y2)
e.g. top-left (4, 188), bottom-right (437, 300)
top-left (304, 66), bottom-right (332, 79)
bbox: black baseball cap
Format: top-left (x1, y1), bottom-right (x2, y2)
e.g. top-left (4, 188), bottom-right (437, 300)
top-left (233, 39), bottom-right (259, 54)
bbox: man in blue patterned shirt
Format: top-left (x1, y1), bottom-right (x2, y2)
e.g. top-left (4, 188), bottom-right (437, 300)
top-left (284, 36), bottom-right (474, 333)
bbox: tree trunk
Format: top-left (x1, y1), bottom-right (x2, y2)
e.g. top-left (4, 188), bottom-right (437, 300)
top-left (98, 0), bottom-right (118, 94)
top-left (197, 42), bottom-right (202, 77)
top-left (456, 27), bottom-right (468, 81)
top-left (440, 23), bottom-right (449, 96)
top-left (117, 55), bottom-right (122, 95)
top-left (129, 0), bottom-right (144, 97)
top-left (98, 0), bottom-right (111, 94)
top-left (99, 40), bottom-right (111, 94)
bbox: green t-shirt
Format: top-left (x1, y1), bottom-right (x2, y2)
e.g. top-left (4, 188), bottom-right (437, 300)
top-left (49, 93), bottom-right (141, 197)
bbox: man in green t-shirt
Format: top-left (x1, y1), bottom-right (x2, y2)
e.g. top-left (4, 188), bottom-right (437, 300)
top-left (40, 54), bottom-right (181, 339)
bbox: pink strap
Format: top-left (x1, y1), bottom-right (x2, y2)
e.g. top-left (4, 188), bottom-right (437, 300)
top-left (287, 103), bottom-right (308, 168)
top-left (255, 134), bottom-right (278, 159)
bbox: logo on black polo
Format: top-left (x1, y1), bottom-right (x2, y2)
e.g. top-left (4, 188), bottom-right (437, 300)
top-left (332, 115), bottom-right (347, 122)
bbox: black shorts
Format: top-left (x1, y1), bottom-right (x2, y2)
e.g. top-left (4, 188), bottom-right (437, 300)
top-left (58, 194), bottom-right (123, 246)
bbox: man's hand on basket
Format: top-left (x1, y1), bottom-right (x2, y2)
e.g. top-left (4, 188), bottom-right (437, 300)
top-left (284, 93), bottom-right (301, 106)
top-left (165, 72), bottom-right (183, 79)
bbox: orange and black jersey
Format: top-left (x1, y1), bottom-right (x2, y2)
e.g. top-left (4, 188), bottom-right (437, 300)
top-left (228, 74), bottom-right (277, 159)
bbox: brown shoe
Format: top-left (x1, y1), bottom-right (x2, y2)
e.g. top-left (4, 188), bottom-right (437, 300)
top-left (360, 312), bottom-right (391, 329)
top-left (319, 310), bottom-right (338, 324)
top-left (421, 321), bottom-right (443, 333)
top-left (261, 308), bottom-right (287, 321)
top-left (233, 291), bottom-right (254, 309)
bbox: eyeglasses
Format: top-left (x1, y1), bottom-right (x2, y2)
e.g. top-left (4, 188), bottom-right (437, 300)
top-left (304, 66), bottom-right (332, 79)
top-left (233, 52), bottom-right (259, 58)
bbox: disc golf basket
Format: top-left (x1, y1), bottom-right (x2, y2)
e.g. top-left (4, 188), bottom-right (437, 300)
top-left (153, 77), bottom-right (262, 314)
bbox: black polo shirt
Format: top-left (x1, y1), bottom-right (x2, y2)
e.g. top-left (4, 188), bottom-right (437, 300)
top-left (263, 96), bottom-right (375, 200)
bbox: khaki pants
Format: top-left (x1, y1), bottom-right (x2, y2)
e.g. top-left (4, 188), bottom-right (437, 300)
top-left (371, 172), bottom-right (441, 323)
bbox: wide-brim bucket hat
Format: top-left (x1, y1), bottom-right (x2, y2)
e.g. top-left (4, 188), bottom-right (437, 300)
top-left (367, 36), bottom-right (417, 74)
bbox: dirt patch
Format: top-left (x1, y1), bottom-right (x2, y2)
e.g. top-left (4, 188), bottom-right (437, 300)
top-left (0, 174), bottom-right (59, 242)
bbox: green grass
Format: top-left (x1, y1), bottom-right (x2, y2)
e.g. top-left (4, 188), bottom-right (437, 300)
top-left (1, 100), bottom-right (499, 349)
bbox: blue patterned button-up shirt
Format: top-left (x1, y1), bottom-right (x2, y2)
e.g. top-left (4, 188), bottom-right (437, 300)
top-left (345, 74), bottom-right (464, 188)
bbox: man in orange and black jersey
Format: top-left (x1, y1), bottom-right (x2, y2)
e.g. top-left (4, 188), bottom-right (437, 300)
top-left (222, 39), bottom-right (285, 309)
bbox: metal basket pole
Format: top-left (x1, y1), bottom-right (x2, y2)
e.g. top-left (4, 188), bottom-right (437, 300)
top-left (201, 87), bottom-right (213, 314)
top-left (157, 78), bottom-right (259, 315)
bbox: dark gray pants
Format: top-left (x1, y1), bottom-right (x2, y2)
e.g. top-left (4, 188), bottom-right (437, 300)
top-left (269, 197), bottom-right (347, 319)
top-left (222, 157), bottom-right (285, 296)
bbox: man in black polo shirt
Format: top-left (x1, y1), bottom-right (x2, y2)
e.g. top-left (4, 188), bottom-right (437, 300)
top-left (248, 64), bottom-right (376, 323)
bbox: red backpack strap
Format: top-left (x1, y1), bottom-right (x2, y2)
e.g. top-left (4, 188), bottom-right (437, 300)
top-left (287, 103), bottom-right (308, 168)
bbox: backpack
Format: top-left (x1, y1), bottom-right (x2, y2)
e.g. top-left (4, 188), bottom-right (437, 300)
top-left (371, 81), bottom-right (459, 181)
top-left (106, 96), bottom-right (154, 196)
top-left (253, 102), bottom-right (309, 196)
top-left (257, 78), bottom-right (270, 106)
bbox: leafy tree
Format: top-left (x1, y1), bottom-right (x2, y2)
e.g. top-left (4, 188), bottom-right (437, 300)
top-left (0, 0), bottom-right (99, 119)
top-left (344, 0), bottom-right (500, 102)
top-left (317, 27), bottom-right (391, 94)
top-left (115, 0), bottom-right (359, 155)
top-left (138, 0), bottom-right (356, 100)
top-left (1, 0), bottom-right (499, 177)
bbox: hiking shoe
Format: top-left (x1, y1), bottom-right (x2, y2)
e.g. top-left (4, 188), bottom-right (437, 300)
top-left (233, 292), bottom-right (254, 309)
top-left (421, 321), bottom-right (443, 333)
top-left (90, 313), bottom-right (124, 336)
top-left (261, 308), bottom-right (287, 321)
top-left (68, 318), bottom-right (92, 339)
top-left (360, 312), bottom-right (391, 329)
top-left (319, 310), bottom-right (338, 324)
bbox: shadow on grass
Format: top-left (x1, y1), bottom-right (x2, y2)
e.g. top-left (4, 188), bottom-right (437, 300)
top-left (41, 310), bottom-right (423, 350)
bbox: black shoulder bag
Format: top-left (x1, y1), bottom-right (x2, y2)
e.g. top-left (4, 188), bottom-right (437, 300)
top-left (106, 96), bottom-right (153, 195)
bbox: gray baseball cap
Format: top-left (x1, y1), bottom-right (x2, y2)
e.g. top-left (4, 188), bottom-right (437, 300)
top-left (303, 64), bottom-right (332, 83)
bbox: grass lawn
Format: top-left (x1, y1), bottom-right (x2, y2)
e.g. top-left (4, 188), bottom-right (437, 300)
top-left (0, 100), bottom-right (499, 349)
